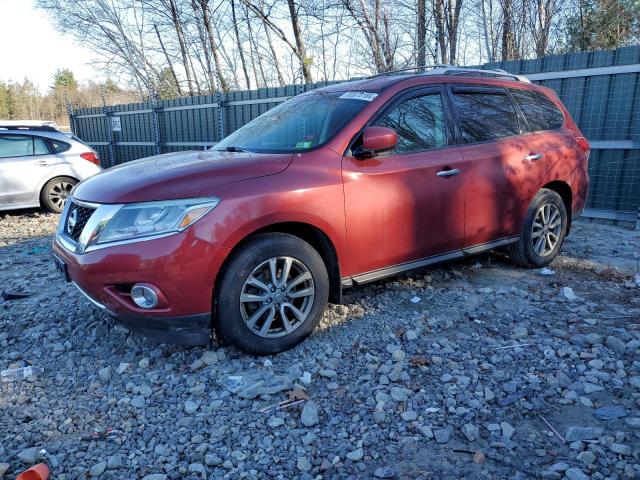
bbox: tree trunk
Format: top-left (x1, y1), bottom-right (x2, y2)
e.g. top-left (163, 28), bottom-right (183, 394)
top-left (501, 0), bottom-right (515, 60)
top-left (286, 0), bottom-right (312, 82)
top-left (190, 0), bottom-right (216, 92)
top-left (448, 0), bottom-right (463, 65)
top-left (246, 8), bottom-right (268, 87)
top-left (416, 0), bottom-right (427, 67)
top-left (153, 24), bottom-right (182, 95)
top-left (199, 0), bottom-right (229, 92)
top-left (262, 18), bottom-right (285, 86)
top-left (168, 0), bottom-right (195, 96)
top-left (231, 0), bottom-right (252, 89)
top-left (434, 0), bottom-right (448, 63)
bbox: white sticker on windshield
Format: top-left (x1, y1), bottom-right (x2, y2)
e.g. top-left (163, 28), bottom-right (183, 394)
top-left (339, 91), bottom-right (379, 102)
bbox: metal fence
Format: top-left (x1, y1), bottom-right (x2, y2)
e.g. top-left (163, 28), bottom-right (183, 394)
top-left (71, 46), bottom-right (640, 225)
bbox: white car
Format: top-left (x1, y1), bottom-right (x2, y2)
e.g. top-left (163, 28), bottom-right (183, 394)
top-left (0, 122), bottom-right (102, 213)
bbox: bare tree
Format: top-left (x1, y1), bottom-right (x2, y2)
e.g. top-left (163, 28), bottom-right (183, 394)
top-left (241, 0), bottom-right (312, 82)
top-left (231, 0), bottom-right (252, 88)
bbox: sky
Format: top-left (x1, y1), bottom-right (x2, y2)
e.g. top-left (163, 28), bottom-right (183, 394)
top-left (0, 0), bottom-right (98, 92)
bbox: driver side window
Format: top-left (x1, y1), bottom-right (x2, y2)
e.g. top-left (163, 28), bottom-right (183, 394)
top-left (377, 94), bottom-right (447, 155)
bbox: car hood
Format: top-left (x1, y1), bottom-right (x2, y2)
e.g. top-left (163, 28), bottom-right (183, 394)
top-left (72, 150), bottom-right (293, 204)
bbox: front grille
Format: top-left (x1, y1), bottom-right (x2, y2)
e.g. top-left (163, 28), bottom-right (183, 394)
top-left (63, 201), bottom-right (96, 242)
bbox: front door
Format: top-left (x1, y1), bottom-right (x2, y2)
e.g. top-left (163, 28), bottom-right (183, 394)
top-left (343, 88), bottom-right (466, 277)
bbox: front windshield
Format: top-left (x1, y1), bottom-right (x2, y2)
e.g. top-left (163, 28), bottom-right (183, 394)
top-left (215, 91), bottom-right (374, 153)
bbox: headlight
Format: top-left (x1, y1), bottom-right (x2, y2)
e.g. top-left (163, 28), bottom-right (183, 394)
top-left (90, 197), bottom-right (219, 246)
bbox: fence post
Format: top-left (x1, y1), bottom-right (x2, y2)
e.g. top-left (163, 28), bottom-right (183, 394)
top-left (66, 102), bottom-right (75, 136)
top-left (216, 90), bottom-right (225, 140)
top-left (104, 107), bottom-right (115, 167)
top-left (151, 94), bottom-right (161, 156)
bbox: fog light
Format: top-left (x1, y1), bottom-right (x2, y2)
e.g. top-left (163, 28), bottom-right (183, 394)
top-left (131, 284), bottom-right (159, 309)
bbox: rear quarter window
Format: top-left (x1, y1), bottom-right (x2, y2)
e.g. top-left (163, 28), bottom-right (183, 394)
top-left (51, 139), bottom-right (71, 153)
top-left (510, 89), bottom-right (564, 131)
top-left (451, 91), bottom-right (521, 143)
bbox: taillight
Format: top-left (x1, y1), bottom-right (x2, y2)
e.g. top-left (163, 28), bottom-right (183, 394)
top-left (576, 137), bottom-right (590, 153)
top-left (80, 151), bottom-right (100, 165)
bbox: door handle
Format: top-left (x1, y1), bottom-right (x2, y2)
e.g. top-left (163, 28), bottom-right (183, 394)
top-left (36, 160), bottom-right (52, 166)
top-left (525, 153), bottom-right (543, 162)
top-left (436, 168), bottom-right (460, 178)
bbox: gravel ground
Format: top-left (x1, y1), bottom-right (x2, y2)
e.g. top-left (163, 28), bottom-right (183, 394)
top-left (0, 209), bottom-right (639, 480)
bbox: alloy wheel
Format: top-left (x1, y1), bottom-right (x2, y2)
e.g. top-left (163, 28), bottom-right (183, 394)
top-left (531, 203), bottom-right (562, 256)
top-left (239, 256), bottom-right (315, 338)
top-left (48, 181), bottom-right (74, 211)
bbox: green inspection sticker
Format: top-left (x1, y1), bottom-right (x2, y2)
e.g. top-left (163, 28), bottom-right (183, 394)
top-left (295, 141), bottom-right (313, 149)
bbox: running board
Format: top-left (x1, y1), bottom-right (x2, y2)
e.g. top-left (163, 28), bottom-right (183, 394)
top-left (344, 236), bottom-right (519, 286)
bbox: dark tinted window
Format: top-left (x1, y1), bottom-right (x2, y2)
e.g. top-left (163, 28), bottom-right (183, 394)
top-left (51, 139), bottom-right (71, 153)
top-left (452, 91), bottom-right (520, 143)
top-left (377, 94), bottom-right (447, 154)
top-left (511, 89), bottom-right (564, 131)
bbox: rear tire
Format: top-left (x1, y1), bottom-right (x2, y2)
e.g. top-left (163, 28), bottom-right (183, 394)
top-left (215, 233), bottom-right (329, 355)
top-left (508, 188), bottom-right (567, 268)
top-left (41, 176), bottom-right (77, 213)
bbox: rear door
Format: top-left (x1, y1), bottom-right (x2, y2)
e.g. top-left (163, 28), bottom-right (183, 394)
top-left (343, 87), bottom-right (466, 277)
top-left (447, 86), bottom-right (533, 247)
top-left (0, 134), bottom-right (56, 205)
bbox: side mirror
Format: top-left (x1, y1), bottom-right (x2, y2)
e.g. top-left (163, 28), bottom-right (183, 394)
top-left (358, 126), bottom-right (397, 158)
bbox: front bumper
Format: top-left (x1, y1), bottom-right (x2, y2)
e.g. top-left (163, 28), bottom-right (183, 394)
top-left (53, 230), bottom-right (230, 346)
top-left (73, 281), bottom-right (211, 345)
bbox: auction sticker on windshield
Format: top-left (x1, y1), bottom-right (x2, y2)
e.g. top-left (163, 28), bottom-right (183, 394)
top-left (339, 92), bottom-right (379, 102)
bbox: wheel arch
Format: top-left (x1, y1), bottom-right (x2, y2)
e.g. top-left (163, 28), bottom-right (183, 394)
top-left (215, 221), bottom-right (343, 304)
top-left (541, 180), bottom-right (572, 233)
top-left (38, 174), bottom-right (79, 208)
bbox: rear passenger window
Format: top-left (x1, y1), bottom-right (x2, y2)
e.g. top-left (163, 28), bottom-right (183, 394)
top-left (511, 89), bottom-right (564, 131)
top-left (451, 91), bottom-right (520, 143)
top-left (33, 137), bottom-right (51, 155)
top-left (377, 94), bottom-right (447, 154)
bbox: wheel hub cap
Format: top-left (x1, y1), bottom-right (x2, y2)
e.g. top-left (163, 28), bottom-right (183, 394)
top-left (239, 256), bottom-right (315, 338)
top-left (531, 203), bottom-right (562, 257)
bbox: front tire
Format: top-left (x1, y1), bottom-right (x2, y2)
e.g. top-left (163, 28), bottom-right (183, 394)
top-left (215, 233), bottom-right (329, 355)
top-left (508, 188), bottom-right (567, 268)
top-left (41, 176), bottom-right (77, 213)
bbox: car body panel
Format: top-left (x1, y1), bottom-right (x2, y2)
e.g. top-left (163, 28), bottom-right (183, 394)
top-left (342, 146), bottom-right (466, 274)
top-left (72, 150), bottom-right (294, 204)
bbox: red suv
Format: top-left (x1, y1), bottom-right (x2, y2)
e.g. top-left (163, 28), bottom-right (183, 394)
top-left (53, 67), bottom-right (589, 354)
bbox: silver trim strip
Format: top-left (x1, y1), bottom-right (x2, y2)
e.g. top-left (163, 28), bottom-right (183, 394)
top-left (83, 231), bottom-right (179, 253)
top-left (589, 140), bottom-right (640, 150)
top-left (72, 199), bottom-right (101, 209)
top-left (56, 234), bottom-right (77, 253)
top-left (461, 236), bottom-right (519, 255)
top-left (581, 209), bottom-right (636, 222)
top-left (349, 236), bottom-right (520, 285)
top-left (352, 251), bottom-right (463, 285)
top-left (527, 64), bottom-right (640, 81)
top-left (72, 281), bottom-right (106, 310)
top-left (162, 102), bottom-right (219, 112)
top-left (116, 109), bottom-right (153, 115)
top-left (77, 204), bottom-right (123, 253)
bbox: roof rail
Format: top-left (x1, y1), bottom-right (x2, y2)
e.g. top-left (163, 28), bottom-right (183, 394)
top-left (365, 65), bottom-right (456, 79)
top-left (0, 120), bottom-right (60, 132)
top-left (365, 65), bottom-right (530, 83)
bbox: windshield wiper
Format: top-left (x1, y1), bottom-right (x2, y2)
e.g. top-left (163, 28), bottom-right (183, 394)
top-left (218, 145), bottom-right (249, 152)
